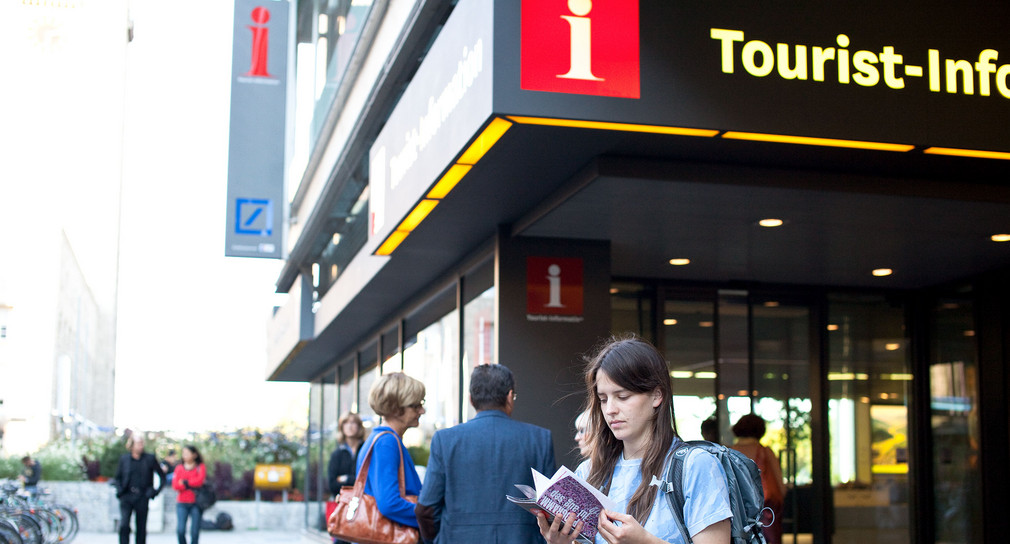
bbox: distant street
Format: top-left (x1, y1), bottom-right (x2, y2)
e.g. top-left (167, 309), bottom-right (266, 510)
top-left (70, 530), bottom-right (304, 544)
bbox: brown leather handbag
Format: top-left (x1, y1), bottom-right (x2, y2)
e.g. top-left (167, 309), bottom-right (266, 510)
top-left (327, 431), bottom-right (419, 544)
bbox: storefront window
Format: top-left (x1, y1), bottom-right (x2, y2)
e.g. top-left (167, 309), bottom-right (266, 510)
top-left (293, 0), bottom-right (377, 156)
top-left (462, 286), bottom-right (495, 422)
top-left (663, 295), bottom-right (717, 441)
top-left (611, 282), bottom-right (654, 340)
top-left (338, 360), bottom-right (355, 415)
top-left (358, 359), bottom-right (378, 428)
top-left (307, 382), bottom-right (324, 529)
top-left (403, 310), bottom-right (460, 461)
top-left (930, 297), bottom-right (981, 543)
top-left (828, 295), bottom-right (911, 543)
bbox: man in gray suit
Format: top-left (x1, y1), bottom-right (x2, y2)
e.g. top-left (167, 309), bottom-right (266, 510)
top-left (416, 364), bottom-right (556, 544)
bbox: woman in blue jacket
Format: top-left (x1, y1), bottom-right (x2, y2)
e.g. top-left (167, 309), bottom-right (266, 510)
top-left (356, 372), bottom-right (426, 530)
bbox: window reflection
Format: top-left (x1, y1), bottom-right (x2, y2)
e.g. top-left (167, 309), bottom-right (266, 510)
top-left (930, 298), bottom-right (981, 543)
top-left (462, 287), bottom-right (495, 422)
top-left (828, 296), bottom-right (911, 543)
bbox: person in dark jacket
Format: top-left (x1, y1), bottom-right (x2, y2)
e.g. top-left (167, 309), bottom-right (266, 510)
top-left (327, 412), bottom-right (365, 544)
top-left (415, 364), bottom-right (556, 544)
top-left (327, 412), bottom-right (365, 496)
top-left (19, 455), bottom-right (41, 497)
top-left (113, 436), bottom-right (165, 544)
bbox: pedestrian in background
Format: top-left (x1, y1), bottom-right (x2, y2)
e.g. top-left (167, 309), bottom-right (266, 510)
top-left (574, 410), bottom-right (592, 459)
top-left (160, 449), bottom-right (179, 485)
top-left (701, 417), bottom-right (720, 444)
top-left (19, 455), bottom-right (41, 498)
top-left (114, 435), bottom-right (165, 544)
top-left (172, 445), bottom-right (207, 544)
top-left (416, 364), bottom-right (555, 544)
top-left (355, 373), bottom-right (425, 534)
top-left (541, 335), bottom-right (732, 544)
top-left (730, 414), bottom-right (786, 544)
top-left (328, 412), bottom-right (365, 495)
top-left (328, 412), bottom-right (365, 544)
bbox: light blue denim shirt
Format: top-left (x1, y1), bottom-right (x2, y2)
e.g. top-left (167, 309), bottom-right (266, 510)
top-left (575, 440), bottom-right (732, 544)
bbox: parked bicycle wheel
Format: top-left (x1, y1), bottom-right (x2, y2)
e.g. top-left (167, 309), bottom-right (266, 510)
top-left (48, 505), bottom-right (77, 543)
top-left (0, 519), bottom-right (24, 544)
top-left (10, 513), bottom-right (41, 544)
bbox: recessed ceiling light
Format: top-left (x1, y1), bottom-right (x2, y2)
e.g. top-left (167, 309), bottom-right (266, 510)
top-left (663, 318), bottom-right (678, 326)
top-left (872, 268), bottom-right (893, 277)
top-left (698, 321), bottom-right (714, 328)
top-left (992, 234), bottom-right (1010, 242)
top-left (669, 258), bottom-right (691, 266)
top-left (763, 301), bottom-right (779, 307)
top-left (609, 288), bottom-right (619, 294)
top-left (964, 330), bottom-right (976, 337)
top-left (758, 218), bottom-right (784, 227)
top-left (827, 324), bottom-right (839, 331)
top-left (885, 342), bottom-right (900, 351)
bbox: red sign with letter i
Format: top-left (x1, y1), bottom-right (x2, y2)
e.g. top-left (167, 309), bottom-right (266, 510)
top-left (521, 0), bottom-right (640, 98)
top-left (527, 257), bottom-right (584, 316)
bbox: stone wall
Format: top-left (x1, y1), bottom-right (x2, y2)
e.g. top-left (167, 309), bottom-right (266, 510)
top-left (38, 481), bottom-right (306, 533)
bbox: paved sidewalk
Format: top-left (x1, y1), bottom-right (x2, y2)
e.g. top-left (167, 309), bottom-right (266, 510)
top-left (71, 530), bottom-right (306, 544)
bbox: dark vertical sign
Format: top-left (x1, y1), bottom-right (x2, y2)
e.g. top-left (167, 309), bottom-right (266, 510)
top-left (225, 0), bottom-right (290, 258)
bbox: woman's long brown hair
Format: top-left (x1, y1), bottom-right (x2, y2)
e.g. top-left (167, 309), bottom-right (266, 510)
top-left (582, 335), bottom-right (677, 524)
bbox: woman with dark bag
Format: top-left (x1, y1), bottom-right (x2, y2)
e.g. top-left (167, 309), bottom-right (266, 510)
top-left (540, 335), bottom-right (733, 544)
top-left (172, 445), bottom-right (207, 544)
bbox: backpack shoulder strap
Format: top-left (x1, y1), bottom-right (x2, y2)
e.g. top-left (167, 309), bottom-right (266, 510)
top-left (663, 440), bottom-right (694, 544)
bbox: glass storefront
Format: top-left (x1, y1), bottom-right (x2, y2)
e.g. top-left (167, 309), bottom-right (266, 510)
top-left (929, 297), bottom-right (982, 544)
top-left (607, 282), bottom-right (983, 543)
top-left (462, 286), bottom-right (495, 422)
top-left (827, 295), bottom-right (911, 544)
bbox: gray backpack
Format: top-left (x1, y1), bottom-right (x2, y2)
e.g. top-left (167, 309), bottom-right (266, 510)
top-left (655, 440), bottom-right (768, 544)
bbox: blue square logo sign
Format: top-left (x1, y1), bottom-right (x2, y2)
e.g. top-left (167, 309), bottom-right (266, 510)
top-left (236, 198), bottom-right (273, 236)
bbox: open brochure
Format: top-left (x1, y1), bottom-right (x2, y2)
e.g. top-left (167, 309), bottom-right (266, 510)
top-left (506, 466), bottom-right (617, 543)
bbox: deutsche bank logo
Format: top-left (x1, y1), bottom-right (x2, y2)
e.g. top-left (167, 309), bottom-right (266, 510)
top-left (521, 0), bottom-right (640, 98)
top-left (236, 198), bottom-right (273, 236)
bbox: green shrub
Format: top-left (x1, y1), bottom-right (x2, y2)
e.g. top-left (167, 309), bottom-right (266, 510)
top-left (0, 456), bottom-right (20, 479)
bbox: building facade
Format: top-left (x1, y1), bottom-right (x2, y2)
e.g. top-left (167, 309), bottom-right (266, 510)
top-left (0, 0), bottom-right (126, 454)
top-left (268, 1), bottom-right (1010, 542)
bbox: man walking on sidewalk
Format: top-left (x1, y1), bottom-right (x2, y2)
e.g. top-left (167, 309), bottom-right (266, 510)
top-left (415, 364), bottom-right (555, 544)
top-left (113, 435), bottom-right (164, 544)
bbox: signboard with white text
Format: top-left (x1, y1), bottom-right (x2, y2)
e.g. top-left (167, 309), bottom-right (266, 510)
top-left (494, 0), bottom-right (1010, 152)
top-left (225, 0), bottom-right (291, 258)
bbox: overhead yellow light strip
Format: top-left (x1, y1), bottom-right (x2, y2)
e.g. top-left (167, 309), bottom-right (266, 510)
top-left (722, 131), bottom-right (915, 152)
top-left (923, 147), bottom-right (1010, 160)
top-left (507, 115), bottom-right (720, 137)
top-left (374, 118), bottom-right (513, 256)
top-left (458, 117), bottom-right (514, 164)
top-left (427, 164), bottom-right (472, 199)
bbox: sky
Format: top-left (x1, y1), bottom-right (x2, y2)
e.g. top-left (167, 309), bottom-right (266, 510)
top-left (115, 0), bottom-right (309, 433)
top-left (1, 0), bottom-right (308, 436)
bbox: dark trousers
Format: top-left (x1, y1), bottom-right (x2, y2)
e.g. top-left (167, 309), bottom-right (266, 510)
top-left (176, 502), bottom-right (201, 544)
top-left (119, 494), bottom-right (150, 544)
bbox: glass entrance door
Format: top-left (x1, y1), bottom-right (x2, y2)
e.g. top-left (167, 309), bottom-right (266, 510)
top-left (660, 289), bottom-right (818, 544)
top-left (623, 286), bottom-right (919, 544)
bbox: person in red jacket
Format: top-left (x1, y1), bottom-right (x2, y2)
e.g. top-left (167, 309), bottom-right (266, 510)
top-left (172, 445), bottom-right (206, 544)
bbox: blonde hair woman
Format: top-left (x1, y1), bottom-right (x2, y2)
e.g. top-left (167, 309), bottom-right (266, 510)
top-left (355, 372), bottom-right (426, 530)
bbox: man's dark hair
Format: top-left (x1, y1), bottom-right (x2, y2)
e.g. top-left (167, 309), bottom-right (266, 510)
top-left (469, 364), bottom-right (514, 411)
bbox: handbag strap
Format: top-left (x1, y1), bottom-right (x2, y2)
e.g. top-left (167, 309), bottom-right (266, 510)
top-left (353, 430), bottom-right (409, 498)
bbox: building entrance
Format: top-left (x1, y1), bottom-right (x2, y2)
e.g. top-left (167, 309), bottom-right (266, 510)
top-left (611, 284), bottom-right (915, 544)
